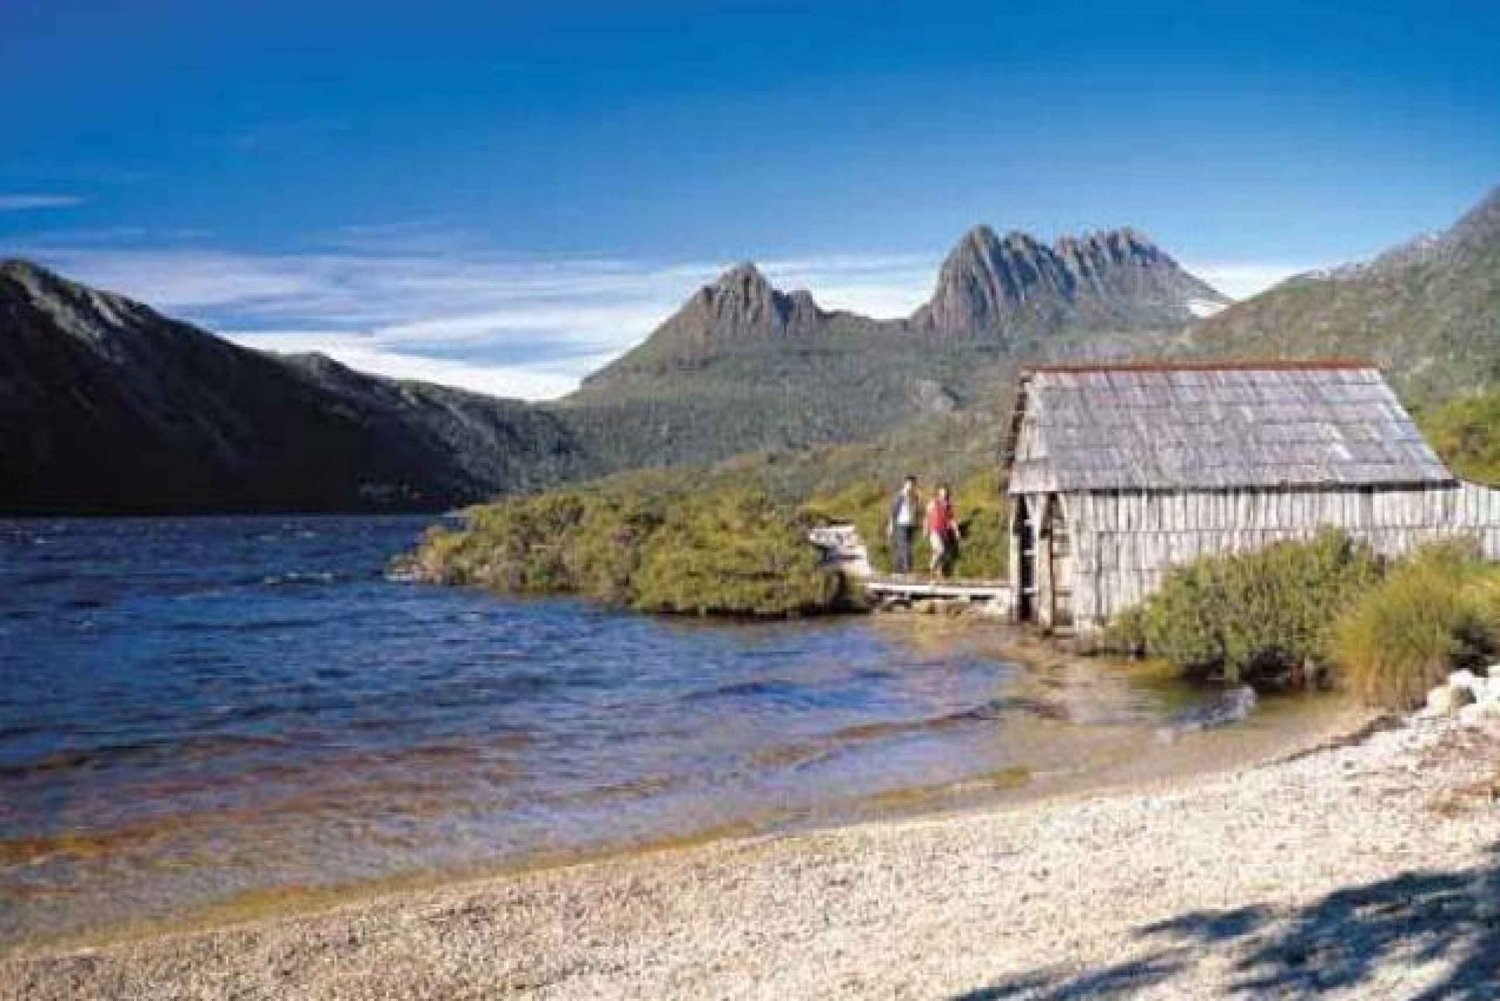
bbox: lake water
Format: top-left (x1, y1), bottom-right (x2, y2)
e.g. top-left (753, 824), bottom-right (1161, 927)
top-left (0, 516), bottom-right (1345, 948)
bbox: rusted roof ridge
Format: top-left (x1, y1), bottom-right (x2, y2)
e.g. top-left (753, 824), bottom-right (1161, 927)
top-left (1022, 358), bottom-right (1373, 376)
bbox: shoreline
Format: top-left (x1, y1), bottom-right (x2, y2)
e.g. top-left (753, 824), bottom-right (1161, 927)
top-left (0, 626), bottom-right (1366, 961)
top-left (10, 702), bottom-right (1487, 999)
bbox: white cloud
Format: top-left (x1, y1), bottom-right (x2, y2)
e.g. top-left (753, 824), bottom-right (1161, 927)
top-left (54, 251), bottom-right (328, 307)
top-left (1186, 261), bottom-right (1328, 301)
top-left (18, 226), bottom-right (1350, 399)
top-left (226, 330), bottom-right (583, 400)
top-left (763, 254), bottom-right (935, 318)
top-left (0, 193), bottom-right (83, 211)
top-left (23, 242), bottom-right (935, 400)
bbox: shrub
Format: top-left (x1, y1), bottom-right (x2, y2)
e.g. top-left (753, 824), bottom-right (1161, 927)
top-left (1130, 529), bottom-right (1382, 684)
top-left (950, 472), bottom-right (1008, 579)
top-left (410, 485), bottom-right (838, 617)
top-left (1419, 390), bottom-right (1500, 486)
top-left (1101, 604), bottom-right (1148, 657)
top-left (1332, 541), bottom-right (1500, 709)
top-left (632, 490), bottom-right (835, 616)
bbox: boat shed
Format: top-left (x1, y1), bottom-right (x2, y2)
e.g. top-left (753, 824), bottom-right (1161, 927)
top-left (1002, 361), bottom-right (1500, 635)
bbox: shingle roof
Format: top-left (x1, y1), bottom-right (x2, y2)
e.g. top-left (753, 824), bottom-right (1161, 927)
top-left (1004, 362), bottom-right (1454, 493)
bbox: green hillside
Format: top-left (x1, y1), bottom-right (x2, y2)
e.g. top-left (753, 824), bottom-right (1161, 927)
top-left (1187, 189), bottom-right (1500, 404)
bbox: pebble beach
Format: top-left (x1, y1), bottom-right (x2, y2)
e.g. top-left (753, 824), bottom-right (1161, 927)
top-left (5, 704), bottom-right (1497, 1000)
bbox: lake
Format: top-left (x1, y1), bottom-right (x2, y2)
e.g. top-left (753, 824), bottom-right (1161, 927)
top-left (0, 515), bottom-right (1345, 948)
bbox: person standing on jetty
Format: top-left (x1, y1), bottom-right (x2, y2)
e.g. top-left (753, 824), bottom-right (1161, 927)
top-left (926, 484), bottom-right (961, 579)
top-left (888, 475), bottom-right (921, 574)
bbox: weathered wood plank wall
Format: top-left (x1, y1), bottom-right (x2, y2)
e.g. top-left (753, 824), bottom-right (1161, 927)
top-left (1056, 481), bottom-right (1500, 632)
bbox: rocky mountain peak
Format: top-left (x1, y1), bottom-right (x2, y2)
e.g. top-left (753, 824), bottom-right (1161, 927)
top-left (0, 257), bottom-right (159, 349)
top-left (953, 224), bottom-right (1000, 254)
top-left (712, 261), bottom-right (771, 292)
top-left (587, 262), bottom-right (828, 376)
top-left (911, 223), bottom-right (1226, 340)
top-left (1, 257), bottom-right (67, 298)
top-left (669, 262), bottom-right (826, 345)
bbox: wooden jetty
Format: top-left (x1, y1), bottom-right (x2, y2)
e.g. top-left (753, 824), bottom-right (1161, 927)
top-left (863, 575), bottom-right (1011, 610)
top-left (809, 524), bottom-right (1012, 612)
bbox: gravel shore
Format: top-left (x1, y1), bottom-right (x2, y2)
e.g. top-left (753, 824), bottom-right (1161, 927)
top-left (5, 712), bottom-right (1497, 1000)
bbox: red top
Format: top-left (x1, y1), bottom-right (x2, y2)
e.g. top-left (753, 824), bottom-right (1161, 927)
top-left (925, 498), bottom-right (955, 535)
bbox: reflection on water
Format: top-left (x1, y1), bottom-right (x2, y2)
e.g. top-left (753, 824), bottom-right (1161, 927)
top-left (0, 516), bottom-right (1339, 948)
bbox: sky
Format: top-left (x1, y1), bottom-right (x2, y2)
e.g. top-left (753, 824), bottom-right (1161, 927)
top-left (2, 1), bottom-right (1497, 399)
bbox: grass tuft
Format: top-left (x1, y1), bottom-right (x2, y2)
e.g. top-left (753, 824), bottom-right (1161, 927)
top-left (1332, 542), bottom-right (1500, 709)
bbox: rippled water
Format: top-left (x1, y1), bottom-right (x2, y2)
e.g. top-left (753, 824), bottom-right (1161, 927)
top-left (0, 516), bottom-right (1310, 947)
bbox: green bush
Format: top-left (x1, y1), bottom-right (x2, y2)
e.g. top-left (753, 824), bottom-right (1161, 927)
top-left (1419, 389), bottom-right (1500, 486)
top-left (1332, 541), bottom-right (1500, 709)
top-left (1101, 604), bottom-right (1149, 657)
top-left (632, 490), bottom-right (835, 616)
top-left (1126, 529), bottom-right (1382, 684)
top-left (950, 472), bottom-right (1008, 578)
top-left (410, 485), bottom-right (838, 617)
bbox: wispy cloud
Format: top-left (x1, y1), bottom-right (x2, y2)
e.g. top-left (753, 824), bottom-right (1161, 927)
top-left (224, 330), bottom-right (593, 400)
top-left (15, 227), bottom-right (1322, 399)
top-left (1187, 261), bottom-right (1328, 300)
top-left (0, 193), bottom-right (83, 211)
top-left (18, 237), bottom-right (937, 400)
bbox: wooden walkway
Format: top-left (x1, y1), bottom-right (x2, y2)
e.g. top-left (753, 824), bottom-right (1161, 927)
top-left (863, 575), bottom-right (1010, 604)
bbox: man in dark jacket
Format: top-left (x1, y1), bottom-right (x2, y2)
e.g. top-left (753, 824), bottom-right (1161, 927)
top-left (887, 475), bottom-right (920, 574)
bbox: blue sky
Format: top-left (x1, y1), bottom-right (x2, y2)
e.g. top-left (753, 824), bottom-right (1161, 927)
top-left (3, 1), bottom-right (1497, 398)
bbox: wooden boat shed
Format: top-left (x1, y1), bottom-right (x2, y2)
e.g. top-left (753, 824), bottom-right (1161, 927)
top-left (1002, 361), bottom-right (1500, 635)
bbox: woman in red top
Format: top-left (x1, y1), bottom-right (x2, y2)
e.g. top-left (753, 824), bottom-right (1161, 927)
top-left (925, 484), bottom-right (961, 579)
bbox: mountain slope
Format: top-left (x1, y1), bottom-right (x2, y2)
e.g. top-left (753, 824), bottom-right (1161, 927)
top-left (566, 262), bottom-right (994, 470)
top-left (1187, 188), bottom-right (1500, 402)
top-left (568, 228), bottom-right (1222, 471)
top-left (1, 222), bottom-right (1229, 513)
top-left (0, 260), bottom-right (587, 513)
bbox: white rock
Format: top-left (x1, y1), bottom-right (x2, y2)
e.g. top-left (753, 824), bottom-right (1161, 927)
top-left (1427, 684), bottom-right (1475, 716)
top-left (1457, 703), bottom-right (1487, 727)
top-left (1448, 669), bottom-right (1482, 694)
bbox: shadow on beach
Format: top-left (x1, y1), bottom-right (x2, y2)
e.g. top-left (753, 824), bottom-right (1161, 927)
top-left (955, 842), bottom-right (1500, 1000)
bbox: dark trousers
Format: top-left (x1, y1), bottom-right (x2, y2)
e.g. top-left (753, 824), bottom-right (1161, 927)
top-left (893, 526), bottom-right (916, 573)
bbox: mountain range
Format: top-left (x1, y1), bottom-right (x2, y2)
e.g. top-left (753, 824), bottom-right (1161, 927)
top-left (3, 189), bottom-right (1495, 513)
top-left (586, 225), bottom-right (1224, 383)
top-left (564, 225), bottom-right (1222, 472)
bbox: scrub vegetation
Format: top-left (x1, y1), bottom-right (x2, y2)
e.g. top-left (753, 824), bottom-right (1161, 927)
top-left (1419, 388), bottom-right (1500, 486)
top-left (1107, 530), bottom-right (1500, 708)
top-left (413, 487), bottom-right (838, 617)
top-left (1332, 541), bottom-right (1500, 709)
top-left (411, 401), bottom-right (1014, 617)
top-left (1103, 529), bottom-right (1383, 686)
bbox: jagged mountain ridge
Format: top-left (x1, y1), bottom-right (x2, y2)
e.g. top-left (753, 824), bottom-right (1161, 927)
top-left (0, 260), bottom-right (588, 513)
top-left (910, 225), bottom-right (1229, 341)
top-left (564, 224), bottom-right (1224, 472)
top-left (584, 225), bottom-right (1225, 387)
top-left (1186, 186), bottom-right (1500, 402)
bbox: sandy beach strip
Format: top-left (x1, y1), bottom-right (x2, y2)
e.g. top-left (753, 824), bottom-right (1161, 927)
top-left (4, 713), bottom-right (1497, 1000)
